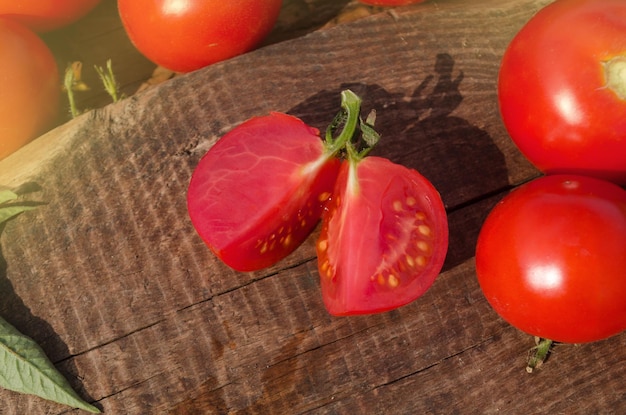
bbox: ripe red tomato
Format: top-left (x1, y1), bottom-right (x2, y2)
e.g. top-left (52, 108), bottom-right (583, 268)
top-left (358, 0), bottom-right (425, 5)
top-left (476, 175), bottom-right (626, 343)
top-left (117, 0), bottom-right (283, 73)
top-left (0, 0), bottom-right (101, 32)
top-left (317, 155), bottom-right (448, 315)
top-left (187, 112), bottom-right (341, 272)
top-left (0, 18), bottom-right (59, 161)
top-left (498, 0), bottom-right (626, 185)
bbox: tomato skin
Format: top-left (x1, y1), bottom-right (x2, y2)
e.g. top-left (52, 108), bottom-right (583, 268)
top-left (118, 0), bottom-right (283, 73)
top-left (0, 0), bottom-right (101, 32)
top-left (0, 19), bottom-right (59, 161)
top-left (187, 112), bottom-right (340, 272)
top-left (317, 156), bottom-right (448, 316)
top-left (498, 0), bottom-right (626, 185)
top-left (358, 0), bottom-right (425, 5)
top-left (476, 175), bottom-right (626, 343)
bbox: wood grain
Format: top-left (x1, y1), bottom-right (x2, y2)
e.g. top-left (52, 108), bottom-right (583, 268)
top-left (3, 0), bottom-right (624, 414)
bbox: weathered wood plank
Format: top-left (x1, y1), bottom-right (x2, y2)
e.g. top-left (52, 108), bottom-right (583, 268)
top-left (6, 1), bottom-right (623, 414)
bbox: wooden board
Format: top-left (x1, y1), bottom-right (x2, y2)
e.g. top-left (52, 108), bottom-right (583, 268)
top-left (2, 0), bottom-right (625, 413)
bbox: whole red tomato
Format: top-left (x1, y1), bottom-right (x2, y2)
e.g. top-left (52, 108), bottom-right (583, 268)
top-left (498, 0), bottom-right (626, 185)
top-left (358, 0), bottom-right (425, 5)
top-left (0, 0), bottom-right (101, 32)
top-left (475, 175), bottom-right (626, 343)
top-left (118, 0), bottom-right (283, 73)
top-left (317, 146), bottom-right (448, 315)
top-left (0, 19), bottom-right (59, 161)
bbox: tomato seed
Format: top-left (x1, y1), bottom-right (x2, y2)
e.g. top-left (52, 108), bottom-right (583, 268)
top-left (376, 274), bottom-right (385, 285)
top-left (405, 255), bottom-right (416, 268)
top-left (418, 224), bottom-right (431, 237)
top-left (282, 234), bottom-right (292, 248)
top-left (416, 256), bottom-right (428, 267)
top-left (318, 239), bottom-right (328, 252)
top-left (318, 192), bottom-right (331, 202)
top-left (388, 274), bottom-right (400, 288)
top-left (417, 241), bottom-right (430, 253)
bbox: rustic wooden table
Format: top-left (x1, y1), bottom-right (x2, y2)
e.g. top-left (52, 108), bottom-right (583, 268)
top-left (2, 0), bottom-right (625, 413)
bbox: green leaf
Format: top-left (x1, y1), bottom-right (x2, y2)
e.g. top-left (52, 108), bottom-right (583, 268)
top-left (0, 189), bottom-right (37, 224)
top-left (0, 190), bottom-right (18, 205)
top-left (0, 205), bottom-right (37, 224)
top-left (0, 317), bottom-right (100, 413)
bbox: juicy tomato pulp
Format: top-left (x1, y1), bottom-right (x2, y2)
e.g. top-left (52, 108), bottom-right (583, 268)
top-left (498, 0), bottom-right (626, 184)
top-left (317, 156), bottom-right (448, 315)
top-left (476, 175), bottom-right (626, 343)
top-left (187, 112), bottom-right (340, 272)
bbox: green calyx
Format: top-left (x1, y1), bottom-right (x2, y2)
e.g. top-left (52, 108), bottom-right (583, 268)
top-left (324, 89), bottom-right (380, 161)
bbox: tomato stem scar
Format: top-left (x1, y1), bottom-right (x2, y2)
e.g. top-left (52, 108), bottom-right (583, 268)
top-left (604, 56), bottom-right (626, 100)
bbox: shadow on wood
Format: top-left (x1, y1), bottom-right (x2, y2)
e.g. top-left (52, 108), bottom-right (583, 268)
top-left (288, 53), bottom-right (509, 271)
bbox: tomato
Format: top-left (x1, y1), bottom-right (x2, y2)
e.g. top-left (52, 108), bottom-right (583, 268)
top-left (118, 0), bottom-right (283, 73)
top-left (475, 175), bottom-right (626, 343)
top-left (498, 0), bottom-right (626, 185)
top-left (187, 112), bottom-right (342, 272)
top-left (0, 19), bottom-right (59, 161)
top-left (317, 152), bottom-right (448, 316)
top-left (0, 0), bottom-right (101, 32)
top-left (358, 0), bottom-right (425, 5)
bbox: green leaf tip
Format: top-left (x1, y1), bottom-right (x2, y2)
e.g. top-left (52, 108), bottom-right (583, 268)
top-left (0, 317), bottom-right (101, 413)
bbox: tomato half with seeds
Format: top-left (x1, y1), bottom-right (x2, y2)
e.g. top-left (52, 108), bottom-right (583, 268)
top-left (476, 174), bottom-right (626, 343)
top-left (187, 112), bottom-right (342, 272)
top-left (317, 155), bottom-right (448, 315)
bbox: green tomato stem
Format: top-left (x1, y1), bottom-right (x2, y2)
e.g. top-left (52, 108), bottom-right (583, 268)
top-left (323, 90), bottom-right (380, 159)
top-left (63, 65), bottom-right (80, 118)
top-left (324, 89), bottom-right (362, 154)
top-left (95, 59), bottom-right (123, 103)
top-left (526, 337), bottom-right (554, 373)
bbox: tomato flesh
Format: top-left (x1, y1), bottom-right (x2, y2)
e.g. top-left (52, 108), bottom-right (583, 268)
top-left (187, 112), bottom-right (340, 272)
top-left (476, 175), bottom-right (626, 343)
top-left (498, 0), bottom-right (626, 184)
top-left (317, 156), bottom-right (448, 315)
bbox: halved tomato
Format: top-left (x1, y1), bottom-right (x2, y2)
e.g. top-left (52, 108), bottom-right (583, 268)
top-left (317, 152), bottom-right (448, 315)
top-left (187, 112), bottom-right (342, 272)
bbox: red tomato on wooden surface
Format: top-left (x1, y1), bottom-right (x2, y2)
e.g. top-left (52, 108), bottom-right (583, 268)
top-left (118, 0), bottom-right (283, 73)
top-left (498, 0), bottom-right (626, 184)
top-left (476, 175), bottom-right (626, 343)
top-left (358, 0), bottom-right (425, 5)
top-left (0, 0), bottom-right (101, 32)
top-left (317, 155), bottom-right (448, 316)
top-left (0, 19), bottom-right (59, 161)
top-left (187, 112), bottom-right (340, 272)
